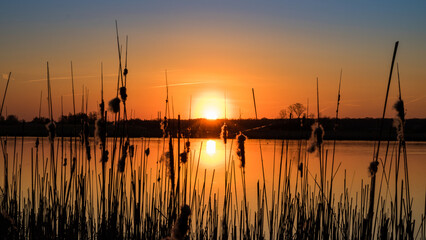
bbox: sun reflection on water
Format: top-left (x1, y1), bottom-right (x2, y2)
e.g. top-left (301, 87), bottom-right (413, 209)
top-left (206, 140), bottom-right (216, 155)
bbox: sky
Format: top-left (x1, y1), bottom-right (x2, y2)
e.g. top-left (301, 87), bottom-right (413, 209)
top-left (1, 1), bottom-right (426, 120)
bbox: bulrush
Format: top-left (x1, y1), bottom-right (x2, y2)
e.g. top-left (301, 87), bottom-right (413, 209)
top-left (163, 205), bottom-right (191, 240)
top-left (161, 117), bottom-right (168, 137)
top-left (180, 140), bottom-right (190, 164)
top-left (394, 99), bottom-right (405, 122)
top-left (236, 132), bottom-right (247, 168)
top-left (307, 122), bottom-right (324, 153)
top-left (118, 139), bottom-right (129, 173)
top-left (101, 150), bottom-right (109, 163)
top-left (220, 123), bottom-right (228, 144)
top-left (393, 99), bottom-right (405, 141)
top-left (108, 97), bottom-right (120, 113)
top-left (179, 152), bottom-right (187, 164)
top-left (119, 87), bottom-right (127, 102)
top-left (45, 121), bottom-right (56, 142)
top-left (160, 151), bottom-right (175, 183)
top-left (368, 161), bottom-right (379, 177)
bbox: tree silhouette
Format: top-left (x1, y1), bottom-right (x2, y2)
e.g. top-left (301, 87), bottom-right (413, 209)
top-left (288, 103), bottom-right (306, 119)
top-left (279, 109), bottom-right (287, 119)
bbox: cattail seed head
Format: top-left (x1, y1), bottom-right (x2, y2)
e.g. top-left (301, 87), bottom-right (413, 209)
top-left (171, 205), bottom-right (191, 240)
top-left (307, 122), bottom-right (324, 153)
top-left (118, 139), bottom-right (129, 172)
top-left (119, 86), bottom-right (127, 102)
top-left (368, 161), bottom-right (379, 177)
top-left (108, 97), bottom-right (120, 113)
top-left (45, 121), bottom-right (56, 142)
top-left (180, 151), bottom-right (188, 164)
top-left (236, 132), bottom-right (247, 168)
top-left (220, 123), bottom-right (228, 144)
top-left (123, 68), bottom-right (128, 76)
top-left (393, 99), bottom-right (405, 122)
top-left (161, 117), bottom-right (168, 137)
top-left (101, 150), bottom-right (109, 163)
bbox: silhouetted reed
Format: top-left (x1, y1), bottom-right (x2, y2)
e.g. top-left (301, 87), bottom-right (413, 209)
top-left (236, 132), bottom-right (247, 168)
top-left (307, 122), bottom-right (324, 153)
top-left (108, 97), bottom-right (120, 113)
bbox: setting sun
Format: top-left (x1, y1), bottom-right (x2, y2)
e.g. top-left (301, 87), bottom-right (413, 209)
top-left (204, 108), bottom-right (219, 120)
top-left (193, 91), bottom-right (226, 119)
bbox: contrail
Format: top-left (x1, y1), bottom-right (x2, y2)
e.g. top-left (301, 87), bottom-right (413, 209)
top-left (149, 81), bottom-right (211, 88)
top-left (26, 73), bottom-right (116, 83)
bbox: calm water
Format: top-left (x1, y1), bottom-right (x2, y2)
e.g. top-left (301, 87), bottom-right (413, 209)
top-left (1, 137), bottom-right (425, 224)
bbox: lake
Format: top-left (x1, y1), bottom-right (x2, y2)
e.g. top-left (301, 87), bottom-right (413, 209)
top-left (1, 137), bottom-right (425, 234)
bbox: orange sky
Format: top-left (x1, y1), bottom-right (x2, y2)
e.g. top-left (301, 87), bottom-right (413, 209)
top-left (1, 1), bottom-right (426, 120)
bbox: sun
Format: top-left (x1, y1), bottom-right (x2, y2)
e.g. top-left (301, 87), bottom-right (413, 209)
top-left (204, 108), bottom-right (219, 120)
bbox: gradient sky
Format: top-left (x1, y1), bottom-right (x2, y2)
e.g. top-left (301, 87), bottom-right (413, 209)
top-left (1, 1), bottom-right (426, 120)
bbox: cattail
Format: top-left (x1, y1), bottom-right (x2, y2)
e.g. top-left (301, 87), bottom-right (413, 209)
top-left (161, 117), bottom-right (168, 137)
top-left (160, 151), bottom-right (174, 180)
top-left (160, 152), bottom-right (170, 163)
top-left (220, 123), bottom-right (228, 144)
top-left (95, 118), bottom-right (106, 148)
top-left (393, 99), bottom-right (405, 122)
top-left (123, 68), bottom-right (128, 76)
top-left (108, 97), bottom-right (121, 113)
top-left (118, 139), bottom-right (129, 172)
top-left (179, 152), bottom-right (188, 164)
top-left (63, 157), bottom-right (67, 167)
top-left (168, 136), bottom-right (175, 189)
top-left (393, 100), bottom-right (405, 141)
top-left (185, 140), bottom-right (190, 152)
top-left (368, 161), bottom-right (379, 177)
top-left (298, 162), bottom-right (303, 178)
top-left (101, 150), bottom-right (109, 163)
top-left (144, 147), bottom-right (150, 157)
top-left (307, 122), bottom-right (324, 153)
top-left (45, 121), bottom-right (56, 142)
top-left (119, 86), bottom-right (127, 102)
top-left (236, 132), bottom-right (247, 168)
top-left (170, 205), bottom-right (191, 240)
top-left (393, 118), bottom-right (404, 141)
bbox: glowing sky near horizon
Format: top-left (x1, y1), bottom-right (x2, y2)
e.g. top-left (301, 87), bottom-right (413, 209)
top-left (1, 1), bottom-right (426, 120)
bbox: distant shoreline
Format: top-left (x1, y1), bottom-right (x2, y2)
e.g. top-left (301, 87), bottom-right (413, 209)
top-left (2, 118), bottom-right (426, 141)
